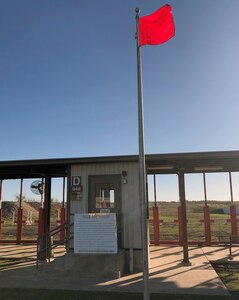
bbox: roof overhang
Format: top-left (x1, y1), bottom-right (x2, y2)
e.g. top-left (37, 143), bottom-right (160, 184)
top-left (1, 150), bottom-right (239, 179)
top-left (146, 150), bottom-right (239, 174)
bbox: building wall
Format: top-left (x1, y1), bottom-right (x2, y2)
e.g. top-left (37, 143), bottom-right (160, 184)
top-left (70, 161), bottom-right (142, 249)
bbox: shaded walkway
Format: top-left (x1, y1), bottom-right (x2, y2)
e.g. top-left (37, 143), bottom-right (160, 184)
top-left (0, 245), bottom-right (233, 296)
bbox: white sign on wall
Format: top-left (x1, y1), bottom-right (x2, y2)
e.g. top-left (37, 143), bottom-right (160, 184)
top-left (71, 176), bottom-right (83, 193)
top-left (74, 213), bottom-right (118, 254)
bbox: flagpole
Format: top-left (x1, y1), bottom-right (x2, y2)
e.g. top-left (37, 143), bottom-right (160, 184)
top-left (135, 8), bottom-right (150, 300)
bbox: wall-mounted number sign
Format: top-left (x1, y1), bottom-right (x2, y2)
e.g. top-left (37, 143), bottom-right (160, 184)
top-left (71, 176), bottom-right (83, 193)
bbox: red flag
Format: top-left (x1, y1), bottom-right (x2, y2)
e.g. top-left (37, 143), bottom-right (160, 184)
top-left (139, 4), bottom-right (175, 46)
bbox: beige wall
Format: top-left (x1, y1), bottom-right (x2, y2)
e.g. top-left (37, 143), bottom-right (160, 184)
top-left (70, 162), bottom-right (142, 249)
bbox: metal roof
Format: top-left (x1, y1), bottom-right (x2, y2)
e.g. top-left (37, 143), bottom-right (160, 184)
top-left (146, 150), bottom-right (239, 174)
top-left (0, 155), bottom-right (138, 179)
top-left (1, 150), bottom-right (239, 179)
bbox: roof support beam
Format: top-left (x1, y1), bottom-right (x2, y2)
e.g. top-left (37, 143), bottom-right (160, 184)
top-left (178, 171), bottom-right (190, 264)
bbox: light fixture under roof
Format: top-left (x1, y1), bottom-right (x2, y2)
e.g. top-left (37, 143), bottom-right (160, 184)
top-left (147, 165), bottom-right (174, 171)
top-left (194, 166), bottom-right (223, 171)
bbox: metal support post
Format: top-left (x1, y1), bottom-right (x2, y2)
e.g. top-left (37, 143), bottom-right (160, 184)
top-left (204, 206), bottom-right (211, 245)
top-left (66, 166), bottom-right (71, 252)
top-left (16, 208), bottom-right (24, 244)
top-left (229, 172), bottom-right (238, 242)
top-left (203, 173), bottom-right (211, 245)
top-left (16, 179), bottom-right (24, 244)
top-left (153, 174), bottom-right (160, 245)
top-left (178, 171), bottom-right (190, 264)
top-left (177, 206), bottom-right (183, 245)
top-left (230, 205), bottom-right (238, 242)
top-left (36, 207), bottom-right (44, 238)
top-left (153, 207), bottom-right (160, 245)
top-left (42, 176), bottom-right (51, 260)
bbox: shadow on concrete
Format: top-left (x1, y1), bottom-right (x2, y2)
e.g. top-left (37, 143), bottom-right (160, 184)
top-left (0, 245), bottom-right (231, 296)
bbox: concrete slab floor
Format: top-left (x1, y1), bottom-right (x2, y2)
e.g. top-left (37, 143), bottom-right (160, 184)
top-left (0, 244), bottom-right (235, 296)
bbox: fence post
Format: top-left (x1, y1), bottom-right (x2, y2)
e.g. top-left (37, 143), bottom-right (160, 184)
top-left (16, 208), bottom-right (24, 244)
top-left (153, 206), bottom-right (159, 245)
top-left (178, 206), bottom-right (183, 245)
top-left (204, 205), bottom-right (211, 246)
top-left (230, 205), bottom-right (238, 242)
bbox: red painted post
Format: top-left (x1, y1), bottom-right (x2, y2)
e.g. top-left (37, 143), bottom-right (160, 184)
top-left (204, 205), bottom-right (211, 246)
top-left (16, 208), bottom-right (24, 244)
top-left (178, 206), bottom-right (183, 245)
top-left (153, 206), bottom-right (159, 245)
top-left (60, 207), bottom-right (66, 242)
top-left (230, 205), bottom-right (238, 242)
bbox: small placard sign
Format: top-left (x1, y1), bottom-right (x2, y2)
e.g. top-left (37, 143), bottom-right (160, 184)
top-left (74, 213), bottom-right (118, 254)
top-left (71, 176), bottom-right (83, 193)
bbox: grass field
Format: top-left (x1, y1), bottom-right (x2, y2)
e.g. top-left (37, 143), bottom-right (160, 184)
top-left (148, 201), bottom-right (236, 242)
top-left (1, 201), bottom-right (62, 240)
top-left (212, 263), bottom-right (239, 291)
top-left (0, 289), bottom-right (238, 300)
top-left (1, 200), bottom-right (237, 242)
top-left (1, 222), bottom-right (61, 240)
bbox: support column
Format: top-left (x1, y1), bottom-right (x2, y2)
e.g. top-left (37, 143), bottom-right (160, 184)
top-left (60, 177), bottom-right (66, 241)
top-left (153, 174), bottom-right (159, 245)
top-left (153, 207), bottom-right (159, 245)
top-left (203, 173), bottom-right (211, 245)
top-left (34, 178), bottom-right (45, 239)
top-left (230, 205), bottom-right (238, 242)
top-left (229, 172), bottom-right (238, 242)
top-left (40, 178), bottom-right (44, 208)
top-left (43, 177), bottom-right (51, 235)
top-left (16, 179), bottom-right (24, 244)
top-left (62, 177), bottom-right (66, 209)
top-left (177, 206), bottom-right (183, 245)
top-left (178, 171), bottom-right (190, 264)
top-left (16, 209), bottom-right (23, 244)
top-left (41, 176), bottom-right (51, 260)
top-left (204, 206), bottom-right (211, 245)
top-left (60, 207), bottom-right (66, 242)
top-left (66, 167), bottom-right (71, 252)
top-left (37, 208), bottom-right (44, 237)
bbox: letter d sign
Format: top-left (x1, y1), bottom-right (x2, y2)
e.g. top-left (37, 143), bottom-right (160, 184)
top-left (72, 176), bottom-right (81, 187)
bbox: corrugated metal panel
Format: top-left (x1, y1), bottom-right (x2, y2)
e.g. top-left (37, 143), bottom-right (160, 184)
top-left (70, 162), bottom-right (141, 249)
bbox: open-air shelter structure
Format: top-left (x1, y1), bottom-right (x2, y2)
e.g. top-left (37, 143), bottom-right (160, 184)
top-left (0, 150), bottom-right (238, 271)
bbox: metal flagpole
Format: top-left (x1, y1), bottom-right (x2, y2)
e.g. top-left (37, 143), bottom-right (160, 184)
top-left (135, 8), bottom-right (150, 300)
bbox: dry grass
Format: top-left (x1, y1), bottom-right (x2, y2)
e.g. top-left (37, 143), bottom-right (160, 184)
top-left (148, 201), bottom-right (237, 242)
top-left (0, 289), bottom-right (236, 300)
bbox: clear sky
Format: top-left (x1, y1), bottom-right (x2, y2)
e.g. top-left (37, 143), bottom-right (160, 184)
top-left (1, 1), bottom-right (239, 202)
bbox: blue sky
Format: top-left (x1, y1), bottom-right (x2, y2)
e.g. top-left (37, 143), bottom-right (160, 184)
top-left (1, 1), bottom-right (239, 201)
top-left (1, 0), bottom-right (239, 160)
